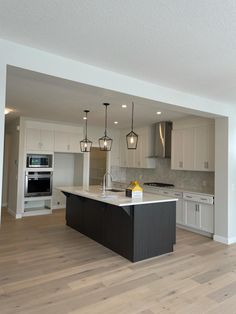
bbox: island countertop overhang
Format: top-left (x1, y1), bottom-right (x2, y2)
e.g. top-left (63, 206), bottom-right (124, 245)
top-left (58, 186), bottom-right (178, 207)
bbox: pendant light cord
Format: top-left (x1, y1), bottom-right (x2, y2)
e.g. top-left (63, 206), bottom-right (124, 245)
top-left (85, 112), bottom-right (88, 140)
top-left (131, 102), bottom-right (134, 131)
top-left (104, 104), bottom-right (108, 136)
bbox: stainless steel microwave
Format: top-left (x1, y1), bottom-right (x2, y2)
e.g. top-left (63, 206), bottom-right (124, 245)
top-left (26, 154), bottom-right (52, 168)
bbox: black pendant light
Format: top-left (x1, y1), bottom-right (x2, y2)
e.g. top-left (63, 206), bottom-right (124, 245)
top-left (80, 110), bottom-right (92, 152)
top-left (99, 103), bottom-right (113, 151)
top-left (126, 102), bottom-right (138, 149)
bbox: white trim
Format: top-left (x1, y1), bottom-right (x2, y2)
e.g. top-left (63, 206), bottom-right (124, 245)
top-left (52, 205), bottom-right (65, 210)
top-left (176, 224), bottom-right (213, 238)
top-left (7, 208), bottom-right (22, 219)
top-left (213, 234), bottom-right (236, 245)
top-left (23, 209), bottom-right (52, 217)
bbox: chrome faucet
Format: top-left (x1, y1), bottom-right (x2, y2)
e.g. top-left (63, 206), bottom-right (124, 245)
top-left (102, 171), bottom-right (113, 195)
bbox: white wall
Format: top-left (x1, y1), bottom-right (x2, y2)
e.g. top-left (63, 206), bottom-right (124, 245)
top-left (2, 134), bottom-right (10, 206)
top-left (1, 39), bottom-right (236, 243)
top-left (0, 64), bottom-right (6, 222)
top-left (5, 118), bottom-right (20, 215)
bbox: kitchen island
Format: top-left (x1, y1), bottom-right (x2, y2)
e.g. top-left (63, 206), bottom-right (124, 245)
top-left (59, 186), bottom-right (177, 262)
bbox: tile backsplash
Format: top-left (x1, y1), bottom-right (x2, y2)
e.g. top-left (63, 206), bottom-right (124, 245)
top-left (111, 158), bottom-right (214, 194)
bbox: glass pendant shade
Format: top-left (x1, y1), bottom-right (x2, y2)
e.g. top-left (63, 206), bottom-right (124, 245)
top-left (126, 130), bottom-right (138, 149)
top-left (80, 110), bottom-right (92, 152)
top-left (99, 103), bottom-right (113, 151)
top-left (80, 138), bottom-right (92, 152)
top-left (99, 135), bottom-right (113, 151)
top-left (126, 102), bottom-right (138, 149)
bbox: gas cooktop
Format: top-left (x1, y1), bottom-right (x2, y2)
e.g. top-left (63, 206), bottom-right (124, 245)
top-left (143, 182), bottom-right (175, 188)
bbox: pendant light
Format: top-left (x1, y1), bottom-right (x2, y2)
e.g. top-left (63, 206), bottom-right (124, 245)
top-left (126, 102), bottom-right (138, 149)
top-left (80, 110), bottom-right (92, 152)
top-left (99, 103), bottom-right (113, 151)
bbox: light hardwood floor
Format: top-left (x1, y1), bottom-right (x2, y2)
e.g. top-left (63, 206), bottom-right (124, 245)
top-left (0, 208), bottom-right (236, 314)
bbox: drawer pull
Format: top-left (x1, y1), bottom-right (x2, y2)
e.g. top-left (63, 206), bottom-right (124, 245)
top-left (200, 198), bottom-right (208, 201)
top-left (186, 196), bottom-right (193, 198)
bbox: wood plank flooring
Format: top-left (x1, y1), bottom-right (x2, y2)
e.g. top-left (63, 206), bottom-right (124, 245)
top-left (0, 208), bottom-right (236, 313)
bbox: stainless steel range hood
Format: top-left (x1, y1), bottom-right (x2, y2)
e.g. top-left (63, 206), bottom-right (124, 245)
top-left (149, 121), bottom-right (172, 158)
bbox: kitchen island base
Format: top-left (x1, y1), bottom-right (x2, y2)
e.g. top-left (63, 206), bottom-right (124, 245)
top-left (64, 192), bottom-right (176, 262)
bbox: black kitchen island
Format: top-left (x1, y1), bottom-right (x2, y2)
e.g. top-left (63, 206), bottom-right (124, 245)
top-left (60, 187), bottom-right (177, 262)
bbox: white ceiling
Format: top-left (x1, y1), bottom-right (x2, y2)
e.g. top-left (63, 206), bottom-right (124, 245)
top-left (1, 1), bottom-right (236, 105)
top-left (6, 66), bottom-right (190, 128)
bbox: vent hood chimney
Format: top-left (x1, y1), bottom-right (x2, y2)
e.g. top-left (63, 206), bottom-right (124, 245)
top-left (150, 121), bottom-right (172, 158)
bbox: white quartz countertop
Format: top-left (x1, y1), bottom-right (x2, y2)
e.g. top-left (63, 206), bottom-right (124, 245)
top-left (58, 186), bottom-right (178, 207)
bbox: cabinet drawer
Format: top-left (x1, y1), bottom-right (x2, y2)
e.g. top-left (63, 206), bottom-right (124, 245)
top-left (183, 192), bottom-right (214, 204)
top-left (159, 190), bottom-right (183, 198)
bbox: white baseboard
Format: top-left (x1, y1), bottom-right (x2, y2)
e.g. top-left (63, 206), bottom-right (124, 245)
top-left (176, 224), bottom-right (212, 238)
top-left (52, 204), bottom-right (66, 210)
top-left (8, 208), bottom-right (22, 219)
top-left (214, 234), bottom-right (236, 245)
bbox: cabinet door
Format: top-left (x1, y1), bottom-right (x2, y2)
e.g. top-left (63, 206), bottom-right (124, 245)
top-left (185, 200), bottom-right (200, 229)
top-left (26, 128), bottom-right (41, 151)
top-left (183, 128), bottom-right (194, 170)
top-left (119, 131), bottom-right (127, 167)
top-left (69, 132), bottom-right (81, 153)
top-left (171, 130), bottom-right (184, 169)
top-left (194, 126), bottom-right (209, 171)
top-left (176, 199), bottom-right (184, 225)
top-left (54, 131), bottom-right (69, 152)
top-left (40, 129), bottom-right (54, 151)
top-left (199, 203), bottom-right (214, 233)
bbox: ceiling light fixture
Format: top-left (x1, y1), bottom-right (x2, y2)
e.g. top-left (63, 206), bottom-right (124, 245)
top-left (122, 104), bottom-right (127, 108)
top-left (99, 103), bottom-right (113, 151)
top-left (126, 102), bottom-right (138, 149)
top-left (114, 121), bottom-right (118, 125)
top-left (156, 111), bottom-right (162, 115)
top-left (80, 110), bottom-right (92, 153)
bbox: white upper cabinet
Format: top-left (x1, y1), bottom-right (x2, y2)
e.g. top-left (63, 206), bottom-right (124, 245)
top-left (25, 122), bottom-right (83, 154)
top-left (26, 128), bottom-right (54, 152)
top-left (171, 118), bottom-right (214, 172)
top-left (194, 124), bottom-right (214, 171)
top-left (54, 131), bottom-right (82, 153)
top-left (119, 126), bottom-right (155, 169)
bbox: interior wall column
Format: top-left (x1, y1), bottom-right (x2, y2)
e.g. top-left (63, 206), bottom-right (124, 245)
top-left (214, 116), bottom-right (236, 244)
top-left (0, 64), bottom-right (7, 222)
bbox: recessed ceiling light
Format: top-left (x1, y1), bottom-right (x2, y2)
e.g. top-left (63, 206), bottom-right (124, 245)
top-left (83, 116), bottom-right (87, 120)
top-left (5, 108), bottom-right (13, 115)
top-left (156, 111), bottom-right (162, 115)
top-left (121, 104), bottom-right (127, 108)
top-left (114, 121), bottom-right (118, 125)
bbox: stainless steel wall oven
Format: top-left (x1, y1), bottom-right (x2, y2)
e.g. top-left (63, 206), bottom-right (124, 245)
top-left (25, 171), bottom-right (52, 197)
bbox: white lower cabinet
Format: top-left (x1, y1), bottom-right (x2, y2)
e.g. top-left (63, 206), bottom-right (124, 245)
top-left (183, 193), bottom-right (214, 234)
top-left (158, 189), bottom-right (185, 225)
top-left (144, 187), bottom-right (214, 236)
top-left (184, 200), bottom-right (200, 229)
top-left (176, 198), bottom-right (184, 225)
